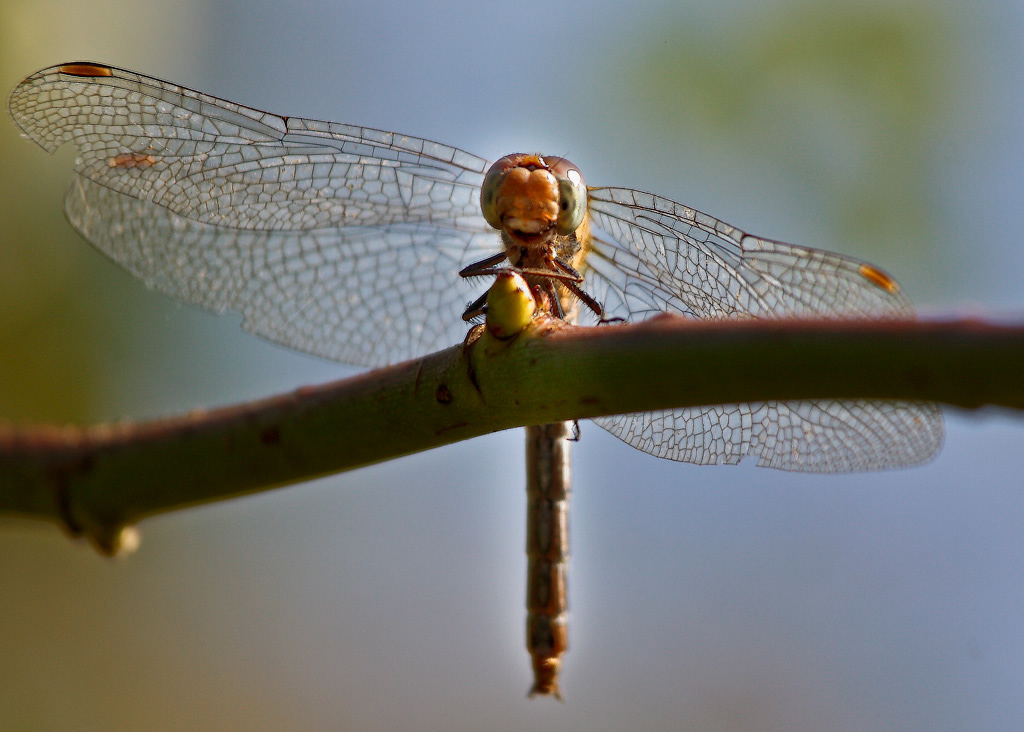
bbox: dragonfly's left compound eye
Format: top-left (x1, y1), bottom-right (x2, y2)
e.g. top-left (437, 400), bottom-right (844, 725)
top-left (480, 158), bottom-right (514, 230)
top-left (554, 167), bottom-right (587, 235)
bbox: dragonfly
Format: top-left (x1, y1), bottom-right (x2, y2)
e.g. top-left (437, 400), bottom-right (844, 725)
top-left (8, 62), bottom-right (944, 699)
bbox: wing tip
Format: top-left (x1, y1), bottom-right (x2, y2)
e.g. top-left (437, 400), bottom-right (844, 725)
top-left (56, 62), bottom-right (114, 78)
top-left (10, 62), bottom-right (115, 154)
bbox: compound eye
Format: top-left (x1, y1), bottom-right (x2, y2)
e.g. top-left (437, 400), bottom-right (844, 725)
top-left (555, 168), bottom-right (587, 235)
top-left (480, 159), bottom-right (514, 230)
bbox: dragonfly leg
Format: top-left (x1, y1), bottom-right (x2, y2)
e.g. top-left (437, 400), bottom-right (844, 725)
top-left (515, 267), bottom-right (582, 285)
top-left (543, 280), bottom-right (566, 319)
top-left (550, 256), bottom-right (605, 319)
top-left (551, 257), bottom-right (585, 283)
top-left (561, 279), bottom-right (605, 319)
top-left (460, 251), bottom-right (508, 278)
top-left (461, 250), bottom-right (605, 321)
top-left (461, 289), bottom-right (490, 322)
top-left (461, 252), bottom-right (511, 321)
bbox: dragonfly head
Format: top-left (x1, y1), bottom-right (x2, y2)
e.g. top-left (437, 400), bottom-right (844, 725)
top-left (481, 154), bottom-right (587, 245)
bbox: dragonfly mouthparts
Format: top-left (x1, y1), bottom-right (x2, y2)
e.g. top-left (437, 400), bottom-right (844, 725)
top-left (504, 216), bottom-right (548, 235)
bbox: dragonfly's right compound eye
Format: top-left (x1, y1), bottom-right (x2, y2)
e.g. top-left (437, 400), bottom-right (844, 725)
top-left (554, 168), bottom-right (586, 235)
top-left (538, 156), bottom-right (587, 236)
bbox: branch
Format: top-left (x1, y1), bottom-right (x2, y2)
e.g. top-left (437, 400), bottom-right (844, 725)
top-left (2, 315), bottom-right (1021, 554)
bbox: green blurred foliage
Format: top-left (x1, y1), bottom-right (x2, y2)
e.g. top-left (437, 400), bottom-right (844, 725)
top-left (0, 87), bottom-right (105, 422)
top-left (621, 1), bottom-right (961, 259)
top-left (0, 2), bottom-right (212, 424)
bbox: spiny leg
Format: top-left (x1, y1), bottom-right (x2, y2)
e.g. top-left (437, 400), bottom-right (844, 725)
top-left (459, 251), bottom-right (508, 278)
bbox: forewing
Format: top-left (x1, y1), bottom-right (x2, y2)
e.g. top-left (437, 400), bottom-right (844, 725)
top-left (584, 186), bottom-right (912, 321)
top-left (584, 186), bottom-right (943, 471)
top-left (9, 62), bottom-right (496, 365)
top-left (65, 176), bottom-right (495, 366)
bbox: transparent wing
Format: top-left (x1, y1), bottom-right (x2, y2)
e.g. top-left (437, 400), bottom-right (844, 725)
top-left (596, 400), bottom-right (943, 473)
top-left (583, 186), bottom-right (943, 471)
top-left (584, 186), bottom-right (913, 321)
top-left (64, 176), bottom-right (494, 365)
top-left (9, 62), bottom-right (496, 366)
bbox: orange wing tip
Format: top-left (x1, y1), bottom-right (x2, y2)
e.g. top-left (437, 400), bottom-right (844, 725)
top-left (58, 63), bottom-right (114, 77)
top-left (858, 263), bottom-right (900, 294)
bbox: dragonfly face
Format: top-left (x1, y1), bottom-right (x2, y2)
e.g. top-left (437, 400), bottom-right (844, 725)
top-left (479, 154), bottom-right (587, 242)
top-left (466, 154), bottom-right (598, 321)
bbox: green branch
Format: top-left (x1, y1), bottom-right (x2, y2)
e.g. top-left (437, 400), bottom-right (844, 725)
top-left (1, 315), bottom-right (1021, 554)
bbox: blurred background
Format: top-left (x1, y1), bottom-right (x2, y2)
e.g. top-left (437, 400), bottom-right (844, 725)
top-left (1, 0), bottom-right (1022, 730)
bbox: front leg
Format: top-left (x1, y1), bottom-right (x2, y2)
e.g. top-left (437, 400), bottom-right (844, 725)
top-left (460, 251), bottom-right (508, 279)
top-left (461, 251), bottom-right (511, 321)
top-left (461, 289), bottom-right (490, 322)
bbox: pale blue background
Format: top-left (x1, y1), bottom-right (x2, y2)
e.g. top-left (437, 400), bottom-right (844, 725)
top-left (1, 0), bottom-right (1022, 730)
